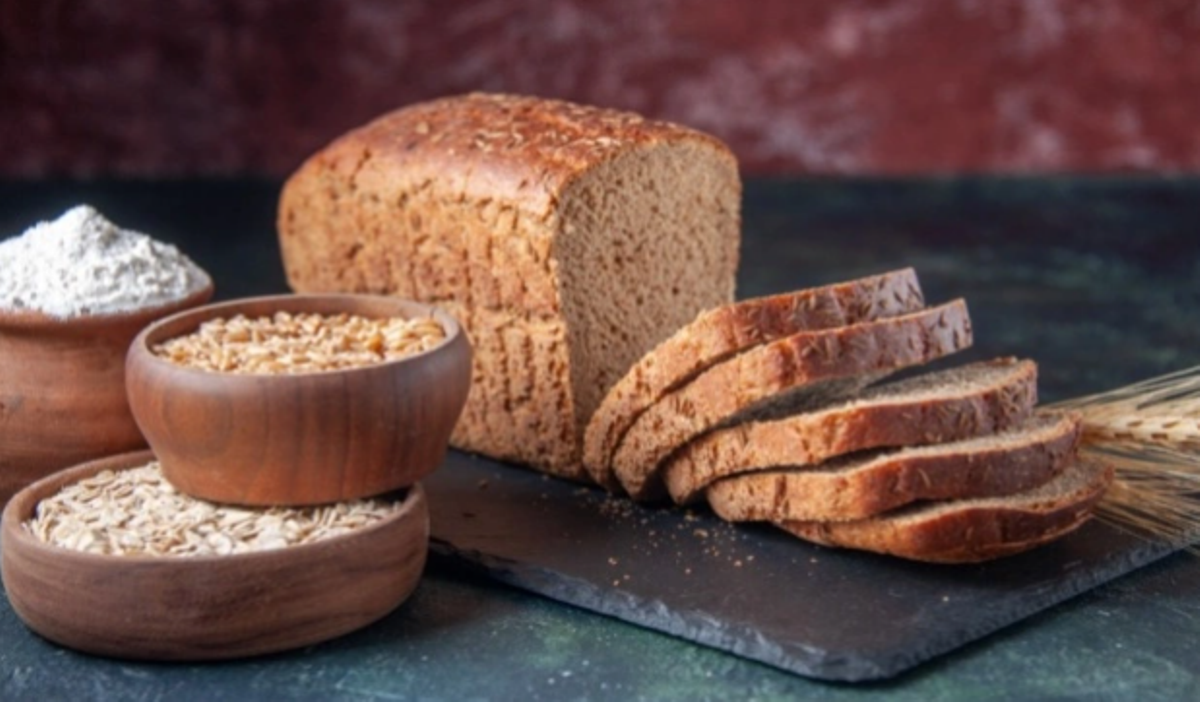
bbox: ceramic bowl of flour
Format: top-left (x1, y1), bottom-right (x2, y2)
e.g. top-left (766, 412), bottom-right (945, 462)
top-left (0, 206), bottom-right (214, 504)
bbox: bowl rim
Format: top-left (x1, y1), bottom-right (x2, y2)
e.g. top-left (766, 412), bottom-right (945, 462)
top-left (128, 292), bottom-right (465, 379)
top-left (1, 449), bottom-right (426, 567)
top-left (0, 273), bottom-right (214, 330)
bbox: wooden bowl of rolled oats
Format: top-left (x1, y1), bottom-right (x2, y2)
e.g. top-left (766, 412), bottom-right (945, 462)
top-left (124, 294), bottom-right (471, 506)
top-left (0, 449), bottom-right (428, 660)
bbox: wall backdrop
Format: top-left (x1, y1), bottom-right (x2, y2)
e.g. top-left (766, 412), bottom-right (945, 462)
top-left (2, 0), bottom-right (1197, 177)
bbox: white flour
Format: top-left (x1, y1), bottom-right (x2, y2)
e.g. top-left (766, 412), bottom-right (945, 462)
top-left (0, 205), bottom-right (210, 318)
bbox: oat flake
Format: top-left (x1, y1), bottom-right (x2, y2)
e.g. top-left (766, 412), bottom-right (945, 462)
top-left (25, 462), bottom-right (401, 557)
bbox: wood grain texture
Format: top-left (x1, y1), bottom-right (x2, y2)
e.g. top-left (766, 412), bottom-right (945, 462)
top-left (0, 284), bottom-right (213, 506)
top-left (125, 294), bottom-right (471, 506)
top-left (0, 450), bottom-right (429, 661)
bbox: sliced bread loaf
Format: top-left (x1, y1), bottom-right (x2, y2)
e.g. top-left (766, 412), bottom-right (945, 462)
top-left (611, 300), bottom-right (974, 500)
top-left (664, 357), bottom-right (1038, 504)
top-left (278, 93), bottom-right (741, 481)
top-left (707, 410), bottom-right (1082, 522)
top-left (582, 269), bottom-right (926, 490)
top-left (777, 456), bottom-right (1113, 563)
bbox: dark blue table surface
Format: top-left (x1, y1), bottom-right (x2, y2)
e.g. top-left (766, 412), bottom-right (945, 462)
top-left (1, 178), bottom-right (1198, 700)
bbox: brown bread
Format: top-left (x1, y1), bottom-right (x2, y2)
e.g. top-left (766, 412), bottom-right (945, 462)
top-left (707, 410), bottom-right (1081, 522)
top-left (611, 300), bottom-right (974, 500)
top-left (665, 357), bottom-right (1039, 504)
top-left (777, 456), bottom-right (1113, 563)
top-left (583, 269), bottom-right (926, 490)
top-left (278, 93), bottom-right (741, 480)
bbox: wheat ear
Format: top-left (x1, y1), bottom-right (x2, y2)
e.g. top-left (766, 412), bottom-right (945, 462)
top-left (1051, 365), bottom-right (1200, 544)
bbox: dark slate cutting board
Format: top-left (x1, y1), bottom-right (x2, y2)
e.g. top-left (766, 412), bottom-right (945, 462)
top-left (424, 451), bottom-right (1182, 682)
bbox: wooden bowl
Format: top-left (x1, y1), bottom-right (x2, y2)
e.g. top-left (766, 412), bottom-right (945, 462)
top-left (1, 449), bottom-right (428, 661)
top-left (125, 294), bottom-right (471, 506)
top-left (0, 283), bottom-right (214, 506)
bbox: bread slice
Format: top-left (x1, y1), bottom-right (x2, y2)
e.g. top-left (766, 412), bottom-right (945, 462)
top-left (777, 457), bottom-right (1113, 563)
top-left (611, 300), bottom-right (974, 500)
top-left (582, 269), bottom-right (926, 490)
top-left (278, 93), bottom-right (741, 481)
top-left (664, 357), bottom-right (1038, 504)
top-left (707, 410), bottom-right (1081, 522)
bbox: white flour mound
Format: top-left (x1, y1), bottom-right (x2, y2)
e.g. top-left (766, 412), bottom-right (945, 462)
top-left (0, 205), bottom-right (210, 318)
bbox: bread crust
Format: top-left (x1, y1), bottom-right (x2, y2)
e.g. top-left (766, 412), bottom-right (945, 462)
top-left (778, 457), bottom-right (1113, 563)
top-left (282, 93), bottom-right (736, 234)
top-left (583, 269), bottom-right (925, 490)
top-left (611, 300), bottom-right (975, 500)
top-left (707, 410), bottom-right (1082, 521)
top-left (667, 357), bottom-right (1039, 504)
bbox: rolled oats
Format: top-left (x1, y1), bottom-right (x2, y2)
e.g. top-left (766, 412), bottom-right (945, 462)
top-left (24, 462), bottom-right (401, 557)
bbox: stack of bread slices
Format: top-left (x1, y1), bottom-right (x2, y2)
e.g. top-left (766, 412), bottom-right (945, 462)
top-left (583, 269), bottom-right (1113, 563)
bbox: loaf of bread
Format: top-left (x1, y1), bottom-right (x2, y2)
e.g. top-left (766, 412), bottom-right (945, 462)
top-left (278, 93), bottom-right (741, 480)
top-left (582, 268), bottom-right (926, 490)
top-left (279, 98), bottom-right (1110, 563)
top-left (663, 357), bottom-right (1039, 504)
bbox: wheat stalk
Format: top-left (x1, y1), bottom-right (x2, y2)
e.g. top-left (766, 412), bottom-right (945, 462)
top-left (1051, 366), bottom-right (1200, 545)
top-left (1081, 443), bottom-right (1200, 547)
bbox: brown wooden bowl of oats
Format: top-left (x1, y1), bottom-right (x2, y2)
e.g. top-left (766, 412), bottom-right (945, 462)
top-left (0, 449), bottom-right (428, 660)
top-left (124, 294), bottom-right (471, 506)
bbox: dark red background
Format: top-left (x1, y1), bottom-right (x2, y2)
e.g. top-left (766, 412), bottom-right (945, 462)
top-left (3, 0), bottom-right (1198, 177)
